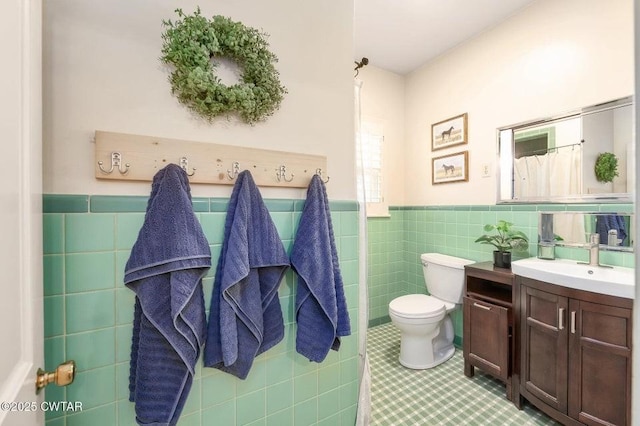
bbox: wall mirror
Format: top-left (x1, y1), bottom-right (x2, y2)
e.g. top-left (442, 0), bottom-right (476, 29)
top-left (498, 96), bottom-right (634, 203)
top-left (539, 212), bottom-right (634, 253)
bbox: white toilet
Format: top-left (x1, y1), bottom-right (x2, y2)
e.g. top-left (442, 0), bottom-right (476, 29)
top-left (389, 253), bottom-right (474, 369)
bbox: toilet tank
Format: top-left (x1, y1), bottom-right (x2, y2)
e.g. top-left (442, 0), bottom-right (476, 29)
top-left (421, 253), bottom-right (474, 304)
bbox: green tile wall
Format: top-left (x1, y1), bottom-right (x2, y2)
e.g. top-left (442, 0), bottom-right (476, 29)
top-left (367, 204), bottom-right (635, 342)
top-left (43, 195), bottom-right (359, 426)
top-left (366, 211), bottom-right (405, 327)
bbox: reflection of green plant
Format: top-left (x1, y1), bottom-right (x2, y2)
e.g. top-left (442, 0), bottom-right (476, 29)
top-left (161, 8), bottom-right (287, 124)
top-left (475, 220), bottom-right (529, 253)
top-left (594, 152), bottom-right (619, 183)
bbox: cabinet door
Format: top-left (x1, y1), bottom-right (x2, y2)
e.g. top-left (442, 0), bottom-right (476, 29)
top-left (463, 296), bottom-right (509, 381)
top-left (568, 300), bottom-right (632, 426)
top-left (521, 285), bottom-right (568, 413)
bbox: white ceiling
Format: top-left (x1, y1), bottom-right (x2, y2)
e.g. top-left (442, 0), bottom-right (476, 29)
top-left (354, 0), bottom-right (538, 75)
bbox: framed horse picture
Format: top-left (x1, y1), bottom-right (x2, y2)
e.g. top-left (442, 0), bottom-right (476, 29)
top-left (431, 113), bottom-right (468, 151)
top-left (432, 151), bottom-right (468, 184)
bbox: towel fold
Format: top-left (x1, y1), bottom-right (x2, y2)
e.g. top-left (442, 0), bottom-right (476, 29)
top-left (125, 164), bottom-right (211, 426)
top-left (204, 170), bottom-right (289, 379)
top-left (292, 175), bottom-right (351, 362)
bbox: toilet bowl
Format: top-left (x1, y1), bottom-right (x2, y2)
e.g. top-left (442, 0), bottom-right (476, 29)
top-left (389, 253), bottom-right (473, 369)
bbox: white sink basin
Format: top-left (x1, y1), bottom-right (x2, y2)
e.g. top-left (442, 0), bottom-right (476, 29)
top-left (511, 257), bottom-right (635, 299)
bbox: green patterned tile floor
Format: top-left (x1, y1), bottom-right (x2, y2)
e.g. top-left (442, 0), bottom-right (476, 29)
top-left (368, 323), bottom-right (560, 425)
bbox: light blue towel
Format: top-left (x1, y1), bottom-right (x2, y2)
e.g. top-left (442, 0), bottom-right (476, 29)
top-left (292, 175), bottom-right (351, 362)
top-left (204, 170), bottom-right (290, 379)
top-left (125, 164), bottom-right (211, 426)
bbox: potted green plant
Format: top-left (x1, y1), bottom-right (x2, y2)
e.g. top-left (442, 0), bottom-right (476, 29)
top-left (475, 220), bottom-right (529, 269)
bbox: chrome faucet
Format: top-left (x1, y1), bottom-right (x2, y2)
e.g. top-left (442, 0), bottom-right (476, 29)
top-left (578, 233), bottom-right (611, 268)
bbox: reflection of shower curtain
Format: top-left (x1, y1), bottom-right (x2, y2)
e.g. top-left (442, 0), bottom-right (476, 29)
top-left (354, 79), bottom-right (371, 425)
top-left (514, 146), bottom-right (582, 199)
top-left (554, 213), bottom-right (588, 244)
top-left (515, 146), bottom-right (585, 242)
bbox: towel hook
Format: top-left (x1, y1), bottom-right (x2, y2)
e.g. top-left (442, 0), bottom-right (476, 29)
top-left (179, 157), bottom-right (196, 176)
top-left (98, 152), bottom-right (129, 175)
top-left (227, 161), bottom-right (240, 180)
top-left (276, 165), bottom-right (294, 183)
top-left (315, 168), bottom-right (330, 184)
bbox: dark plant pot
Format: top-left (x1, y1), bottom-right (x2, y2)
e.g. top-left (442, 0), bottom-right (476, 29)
top-left (493, 250), bottom-right (512, 269)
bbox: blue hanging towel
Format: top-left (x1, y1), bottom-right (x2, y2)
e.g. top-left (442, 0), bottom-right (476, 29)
top-left (124, 164), bottom-right (211, 426)
top-left (292, 175), bottom-right (351, 362)
top-left (204, 170), bottom-right (290, 379)
top-left (596, 214), bottom-right (628, 245)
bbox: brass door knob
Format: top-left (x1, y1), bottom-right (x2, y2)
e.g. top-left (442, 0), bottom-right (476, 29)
top-left (35, 360), bottom-right (76, 394)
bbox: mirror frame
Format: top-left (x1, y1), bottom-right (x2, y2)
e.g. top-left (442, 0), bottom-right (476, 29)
top-left (497, 96), bottom-right (634, 204)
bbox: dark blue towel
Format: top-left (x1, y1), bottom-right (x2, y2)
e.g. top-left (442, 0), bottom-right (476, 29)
top-left (204, 170), bottom-right (290, 379)
top-left (596, 214), bottom-right (627, 245)
top-left (292, 175), bottom-right (351, 362)
top-left (125, 164), bottom-right (211, 426)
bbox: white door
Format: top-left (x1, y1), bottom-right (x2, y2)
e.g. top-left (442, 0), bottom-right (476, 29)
top-left (0, 0), bottom-right (44, 425)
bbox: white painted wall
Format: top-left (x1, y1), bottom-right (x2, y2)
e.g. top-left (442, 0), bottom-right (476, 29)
top-left (357, 66), bottom-right (406, 206)
top-left (43, 0), bottom-right (355, 200)
top-left (613, 105), bottom-right (633, 193)
top-left (403, 0), bottom-right (633, 205)
top-left (583, 110), bottom-right (615, 194)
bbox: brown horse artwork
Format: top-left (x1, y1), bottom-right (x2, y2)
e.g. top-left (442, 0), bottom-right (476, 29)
top-left (441, 126), bottom-right (454, 141)
top-left (442, 164), bottom-right (455, 175)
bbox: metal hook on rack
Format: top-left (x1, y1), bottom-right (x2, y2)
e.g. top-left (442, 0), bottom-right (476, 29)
top-left (315, 168), bottom-right (330, 184)
top-left (179, 157), bottom-right (196, 176)
top-left (227, 161), bottom-right (240, 180)
top-left (98, 152), bottom-right (129, 175)
top-left (275, 165), bottom-right (294, 183)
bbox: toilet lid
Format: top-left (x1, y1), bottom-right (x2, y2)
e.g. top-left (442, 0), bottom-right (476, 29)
top-left (389, 294), bottom-right (446, 319)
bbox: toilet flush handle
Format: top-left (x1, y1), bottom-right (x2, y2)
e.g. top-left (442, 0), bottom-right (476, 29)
top-left (35, 360), bottom-right (75, 394)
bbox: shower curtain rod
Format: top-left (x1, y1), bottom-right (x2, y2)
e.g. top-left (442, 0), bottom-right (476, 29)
top-left (519, 140), bottom-right (583, 157)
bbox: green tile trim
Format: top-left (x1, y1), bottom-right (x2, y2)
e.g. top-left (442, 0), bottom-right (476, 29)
top-left (91, 196), bottom-right (206, 212)
top-left (328, 201), bottom-right (359, 212)
top-left (210, 198), bottom-right (229, 212)
top-left (535, 204), bottom-right (567, 211)
top-left (565, 204), bottom-right (600, 212)
top-left (602, 204), bottom-right (634, 213)
top-left (390, 203), bottom-right (634, 213)
top-left (43, 195), bottom-right (89, 213)
top-left (46, 194), bottom-right (358, 214)
top-left (90, 196), bottom-right (148, 213)
top-left (192, 197), bottom-right (210, 212)
top-left (510, 205), bottom-right (538, 211)
top-left (264, 199), bottom-right (295, 212)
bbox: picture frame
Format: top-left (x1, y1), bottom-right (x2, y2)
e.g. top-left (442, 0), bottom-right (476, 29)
top-left (432, 151), bottom-right (469, 184)
top-left (431, 113), bottom-right (468, 151)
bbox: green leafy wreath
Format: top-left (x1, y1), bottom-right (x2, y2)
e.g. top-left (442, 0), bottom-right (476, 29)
top-left (161, 8), bottom-right (287, 124)
top-left (594, 152), bottom-right (619, 183)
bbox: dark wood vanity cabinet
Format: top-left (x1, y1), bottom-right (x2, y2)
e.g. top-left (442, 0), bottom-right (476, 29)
top-left (517, 276), bottom-right (632, 426)
top-left (463, 262), bottom-right (514, 400)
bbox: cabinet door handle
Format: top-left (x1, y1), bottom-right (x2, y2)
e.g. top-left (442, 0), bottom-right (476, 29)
top-left (571, 311), bottom-right (576, 334)
top-left (473, 302), bottom-right (491, 311)
top-left (558, 308), bottom-right (565, 330)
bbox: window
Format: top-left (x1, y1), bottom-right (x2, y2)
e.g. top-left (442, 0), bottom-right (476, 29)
top-left (357, 121), bottom-right (388, 217)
